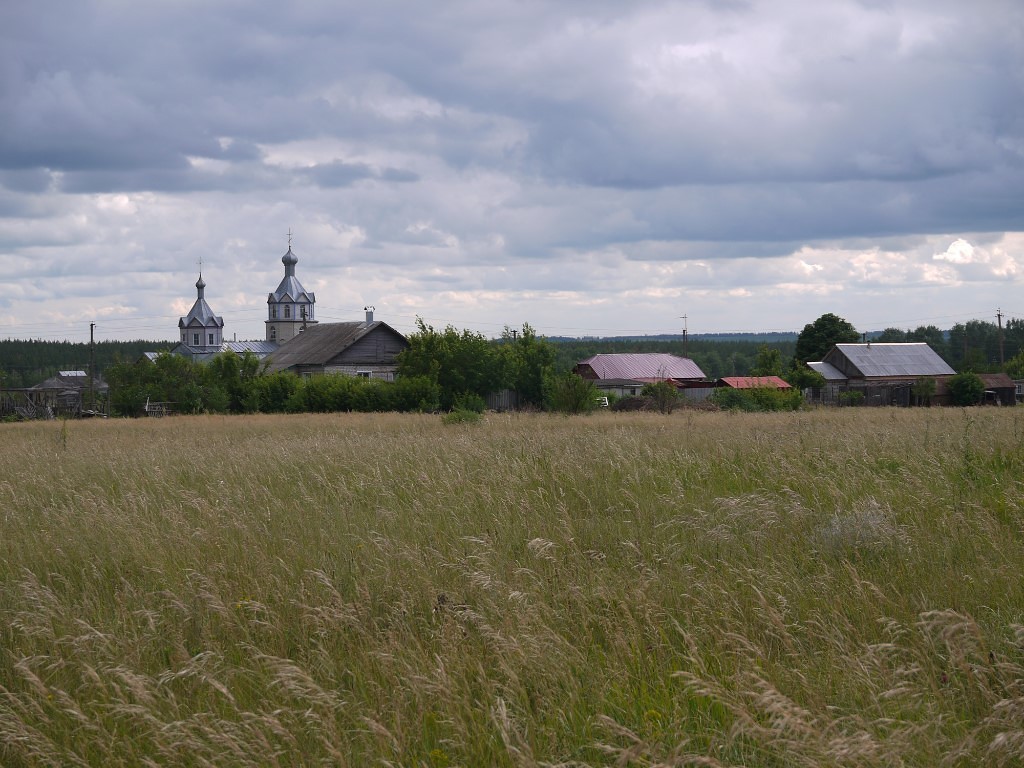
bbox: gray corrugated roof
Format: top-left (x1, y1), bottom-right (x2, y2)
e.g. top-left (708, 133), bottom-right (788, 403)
top-left (222, 340), bottom-right (279, 357)
top-left (576, 353), bottom-right (705, 380)
top-left (808, 361), bottom-right (846, 380)
top-left (831, 343), bottom-right (955, 377)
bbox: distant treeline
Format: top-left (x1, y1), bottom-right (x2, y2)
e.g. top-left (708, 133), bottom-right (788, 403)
top-left (0, 339), bottom-right (171, 388)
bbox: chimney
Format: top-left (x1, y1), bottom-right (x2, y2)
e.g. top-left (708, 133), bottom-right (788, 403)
top-left (364, 305), bottom-right (374, 324)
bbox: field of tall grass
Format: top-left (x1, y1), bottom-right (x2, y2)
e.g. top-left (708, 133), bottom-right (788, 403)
top-left (1, 408), bottom-right (1023, 766)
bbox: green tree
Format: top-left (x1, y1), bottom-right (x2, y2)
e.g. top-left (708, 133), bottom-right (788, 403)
top-left (544, 373), bottom-right (598, 414)
top-left (640, 380), bottom-right (679, 414)
top-left (875, 328), bottom-right (908, 342)
top-left (749, 345), bottom-right (784, 377)
top-left (911, 377), bottom-right (936, 406)
top-left (397, 318), bottom-right (506, 410)
top-left (1005, 351), bottom-right (1024, 380)
top-left (784, 362), bottom-right (826, 390)
top-left (947, 372), bottom-right (985, 406)
top-left (794, 313), bottom-right (860, 363)
top-left (949, 320), bottom-right (1000, 372)
top-left (498, 324), bottom-right (555, 408)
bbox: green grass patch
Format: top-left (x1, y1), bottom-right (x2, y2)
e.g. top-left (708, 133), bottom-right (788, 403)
top-left (1, 409), bottom-right (1023, 765)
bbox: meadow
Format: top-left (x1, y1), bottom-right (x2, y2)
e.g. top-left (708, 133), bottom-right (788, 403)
top-left (1, 408), bottom-right (1022, 767)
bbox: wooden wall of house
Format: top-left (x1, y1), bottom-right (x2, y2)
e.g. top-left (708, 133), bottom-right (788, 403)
top-left (327, 326), bottom-right (408, 367)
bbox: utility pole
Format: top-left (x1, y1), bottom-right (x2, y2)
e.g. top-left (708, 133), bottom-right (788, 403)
top-left (89, 322), bottom-right (96, 412)
top-left (680, 315), bottom-right (688, 358)
top-left (997, 308), bottom-right (1005, 366)
top-left (301, 305), bottom-right (307, 332)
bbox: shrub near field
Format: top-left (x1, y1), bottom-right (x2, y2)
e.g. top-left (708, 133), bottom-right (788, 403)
top-left (1, 410), bottom-right (1023, 766)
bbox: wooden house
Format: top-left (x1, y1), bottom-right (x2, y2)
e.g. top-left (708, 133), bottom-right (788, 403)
top-left (808, 343), bottom-right (955, 406)
top-left (265, 311), bottom-right (409, 379)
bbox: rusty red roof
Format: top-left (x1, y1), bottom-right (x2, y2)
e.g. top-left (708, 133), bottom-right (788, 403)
top-left (719, 376), bottom-right (791, 389)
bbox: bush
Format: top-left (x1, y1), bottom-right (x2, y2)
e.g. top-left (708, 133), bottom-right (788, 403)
top-left (948, 372), bottom-right (985, 406)
top-left (640, 381), bottom-right (679, 413)
top-left (389, 375), bottom-right (441, 413)
top-left (453, 392), bottom-right (487, 414)
top-left (711, 386), bottom-right (803, 412)
top-left (838, 391), bottom-right (865, 407)
top-left (442, 408), bottom-right (482, 425)
top-left (544, 373), bottom-right (598, 414)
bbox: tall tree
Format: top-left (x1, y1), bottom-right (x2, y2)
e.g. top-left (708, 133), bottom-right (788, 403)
top-left (794, 313), bottom-right (860, 363)
top-left (875, 328), bottom-right (908, 342)
top-left (396, 318), bottom-right (506, 410)
top-left (749, 345), bottom-right (784, 377)
top-left (498, 323), bottom-right (555, 408)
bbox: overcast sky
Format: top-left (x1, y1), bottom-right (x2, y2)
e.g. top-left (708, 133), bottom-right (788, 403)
top-left (2, 0), bottom-right (1023, 344)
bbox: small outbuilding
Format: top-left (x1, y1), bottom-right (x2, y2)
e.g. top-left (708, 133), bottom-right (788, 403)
top-left (717, 376), bottom-right (791, 390)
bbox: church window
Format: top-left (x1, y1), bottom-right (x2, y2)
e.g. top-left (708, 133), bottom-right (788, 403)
top-left (285, 305), bottom-right (291, 319)
top-left (271, 306), bottom-right (277, 319)
top-left (270, 326), bottom-right (276, 341)
top-left (193, 333), bottom-right (200, 346)
top-left (209, 333), bottom-right (214, 345)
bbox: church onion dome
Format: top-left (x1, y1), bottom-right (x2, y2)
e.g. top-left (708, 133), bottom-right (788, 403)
top-left (179, 273), bottom-right (225, 329)
top-left (269, 247), bottom-right (315, 305)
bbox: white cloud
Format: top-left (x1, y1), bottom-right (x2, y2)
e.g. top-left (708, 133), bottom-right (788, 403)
top-left (1, 0), bottom-right (1023, 342)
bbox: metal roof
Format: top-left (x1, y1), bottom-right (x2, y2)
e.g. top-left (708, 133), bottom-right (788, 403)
top-left (830, 343), bottom-right (955, 377)
top-left (576, 353), bottom-right (705, 380)
top-left (719, 376), bottom-right (791, 389)
top-left (808, 361), bottom-right (846, 381)
top-left (178, 275), bottom-right (224, 329)
top-left (268, 248), bottom-right (315, 304)
top-left (222, 340), bottom-right (279, 358)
